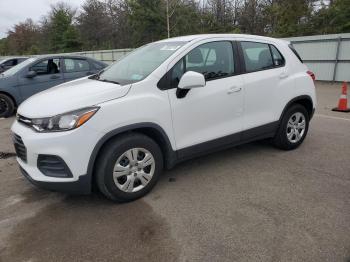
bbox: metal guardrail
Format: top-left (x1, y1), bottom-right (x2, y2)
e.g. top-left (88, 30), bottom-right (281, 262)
top-left (0, 49), bottom-right (133, 64)
top-left (2, 34), bottom-right (349, 81)
top-left (66, 48), bottom-right (133, 64)
top-left (286, 34), bottom-right (350, 82)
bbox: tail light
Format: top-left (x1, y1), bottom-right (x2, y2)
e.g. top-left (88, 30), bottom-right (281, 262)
top-left (307, 71), bottom-right (316, 81)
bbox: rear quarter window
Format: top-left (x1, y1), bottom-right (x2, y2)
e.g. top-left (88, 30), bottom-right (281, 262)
top-left (270, 45), bottom-right (285, 67)
top-left (289, 44), bottom-right (303, 63)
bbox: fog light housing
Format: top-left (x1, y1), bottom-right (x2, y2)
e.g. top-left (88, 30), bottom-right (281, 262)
top-left (37, 155), bottom-right (73, 178)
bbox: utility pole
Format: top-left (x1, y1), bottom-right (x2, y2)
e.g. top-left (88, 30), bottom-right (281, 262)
top-left (166, 0), bottom-right (170, 38)
top-left (166, 0), bottom-right (180, 38)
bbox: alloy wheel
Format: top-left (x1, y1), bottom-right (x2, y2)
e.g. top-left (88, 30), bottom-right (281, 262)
top-left (286, 112), bottom-right (306, 143)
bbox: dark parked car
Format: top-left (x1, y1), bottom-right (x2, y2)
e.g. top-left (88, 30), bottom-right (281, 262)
top-left (0, 55), bottom-right (108, 117)
top-left (0, 57), bottom-right (28, 73)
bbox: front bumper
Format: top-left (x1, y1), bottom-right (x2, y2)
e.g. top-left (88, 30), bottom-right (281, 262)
top-left (19, 166), bottom-right (90, 194)
top-left (11, 120), bottom-right (103, 194)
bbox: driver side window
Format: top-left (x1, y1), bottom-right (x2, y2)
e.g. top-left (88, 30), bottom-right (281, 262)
top-left (30, 58), bottom-right (60, 75)
top-left (170, 41), bottom-right (235, 88)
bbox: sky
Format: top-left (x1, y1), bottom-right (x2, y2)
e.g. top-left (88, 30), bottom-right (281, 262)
top-left (0, 0), bottom-right (85, 38)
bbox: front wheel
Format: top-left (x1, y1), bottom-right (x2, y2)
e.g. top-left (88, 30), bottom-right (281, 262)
top-left (272, 104), bottom-right (309, 150)
top-left (95, 133), bottom-right (163, 202)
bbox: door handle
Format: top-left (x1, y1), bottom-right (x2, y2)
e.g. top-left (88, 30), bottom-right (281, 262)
top-left (227, 87), bottom-right (242, 94)
top-left (279, 72), bottom-right (289, 79)
top-left (50, 75), bottom-right (60, 79)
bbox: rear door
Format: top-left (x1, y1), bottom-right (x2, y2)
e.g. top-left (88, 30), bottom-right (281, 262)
top-left (238, 41), bottom-right (290, 132)
top-left (62, 58), bottom-right (92, 82)
top-left (17, 57), bottom-right (64, 100)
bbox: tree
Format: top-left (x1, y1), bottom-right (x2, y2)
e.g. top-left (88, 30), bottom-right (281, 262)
top-left (0, 0), bottom-right (349, 56)
top-left (46, 2), bottom-right (82, 52)
top-left (128, 0), bottom-right (167, 45)
top-left (105, 0), bottom-right (132, 48)
top-left (4, 19), bottom-right (40, 55)
top-left (263, 0), bottom-right (316, 37)
top-left (167, 0), bottom-right (202, 36)
top-left (77, 0), bottom-right (113, 49)
top-left (237, 0), bottom-right (266, 34)
top-left (310, 0), bottom-right (350, 34)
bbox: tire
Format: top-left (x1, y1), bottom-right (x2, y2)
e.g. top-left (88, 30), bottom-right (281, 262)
top-left (0, 94), bottom-right (15, 118)
top-left (95, 133), bottom-right (163, 202)
top-left (272, 104), bottom-right (309, 150)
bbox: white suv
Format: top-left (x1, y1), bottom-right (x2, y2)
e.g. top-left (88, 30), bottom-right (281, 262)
top-left (11, 34), bottom-right (316, 202)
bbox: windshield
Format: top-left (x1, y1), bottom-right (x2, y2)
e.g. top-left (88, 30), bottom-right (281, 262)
top-left (98, 41), bottom-right (186, 85)
top-left (1, 57), bottom-right (36, 77)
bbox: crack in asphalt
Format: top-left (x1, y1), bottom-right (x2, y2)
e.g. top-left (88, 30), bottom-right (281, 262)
top-left (0, 152), bottom-right (16, 160)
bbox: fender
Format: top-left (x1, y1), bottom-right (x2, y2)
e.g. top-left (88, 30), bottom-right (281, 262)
top-left (86, 122), bottom-right (176, 189)
top-left (279, 95), bottom-right (314, 123)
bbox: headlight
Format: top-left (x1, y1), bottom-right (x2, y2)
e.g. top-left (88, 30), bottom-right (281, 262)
top-left (27, 107), bottom-right (99, 132)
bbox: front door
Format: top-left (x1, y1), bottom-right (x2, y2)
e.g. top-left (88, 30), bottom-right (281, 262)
top-left (18, 58), bottom-right (64, 101)
top-left (167, 41), bottom-right (244, 152)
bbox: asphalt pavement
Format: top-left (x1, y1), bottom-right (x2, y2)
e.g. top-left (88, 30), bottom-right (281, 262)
top-left (0, 82), bottom-right (349, 262)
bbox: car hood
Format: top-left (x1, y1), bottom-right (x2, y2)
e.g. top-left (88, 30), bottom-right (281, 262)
top-left (18, 77), bottom-right (131, 118)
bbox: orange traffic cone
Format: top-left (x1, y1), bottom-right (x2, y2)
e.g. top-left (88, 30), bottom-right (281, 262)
top-left (332, 82), bottom-right (350, 112)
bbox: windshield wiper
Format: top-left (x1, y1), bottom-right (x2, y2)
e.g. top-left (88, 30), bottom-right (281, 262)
top-left (98, 79), bottom-right (120, 85)
top-left (89, 69), bottom-right (105, 80)
top-left (89, 70), bottom-right (120, 85)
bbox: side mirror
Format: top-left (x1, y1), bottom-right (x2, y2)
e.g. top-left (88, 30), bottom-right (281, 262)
top-left (178, 71), bottom-right (205, 90)
top-left (26, 70), bottom-right (37, 78)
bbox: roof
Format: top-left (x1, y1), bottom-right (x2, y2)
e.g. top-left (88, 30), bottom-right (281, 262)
top-left (0, 56), bottom-right (29, 60)
top-left (158, 34), bottom-right (288, 44)
top-left (24, 54), bottom-right (106, 65)
top-left (33, 54), bottom-right (90, 59)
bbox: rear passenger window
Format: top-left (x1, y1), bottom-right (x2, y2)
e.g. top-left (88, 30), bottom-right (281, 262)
top-left (64, 59), bottom-right (90, 73)
top-left (93, 62), bottom-right (104, 70)
top-left (241, 42), bottom-right (274, 72)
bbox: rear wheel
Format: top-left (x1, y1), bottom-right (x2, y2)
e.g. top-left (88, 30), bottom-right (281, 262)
top-left (95, 133), bottom-right (163, 202)
top-left (0, 94), bottom-right (15, 118)
top-left (272, 104), bottom-right (309, 150)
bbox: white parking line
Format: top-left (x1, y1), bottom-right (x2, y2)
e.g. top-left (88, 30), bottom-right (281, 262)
top-left (315, 114), bottom-right (350, 122)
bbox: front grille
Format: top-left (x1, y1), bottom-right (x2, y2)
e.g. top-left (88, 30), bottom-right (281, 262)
top-left (37, 155), bottom-right (73, 178)
top-left (13, 134), bottom-right (27, 162)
